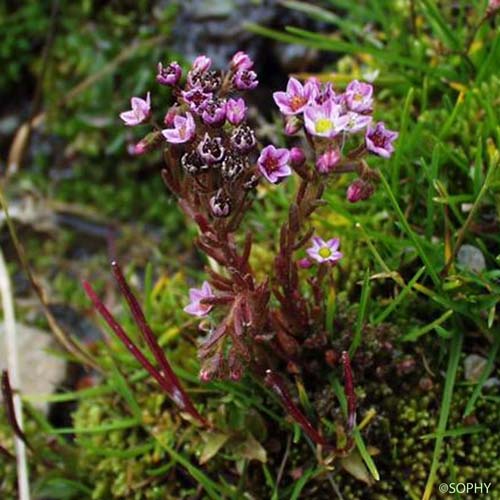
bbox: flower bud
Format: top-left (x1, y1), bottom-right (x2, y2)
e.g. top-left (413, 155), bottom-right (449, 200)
top-left (129, 131), bottom-right (162, 156)
top-left (316, 148), bottom-right (340, 174)
top-left (199, 370), bottom-right (213, 382)
top-left (298, 258), bottom-right (312, 269)
top-left (284, 116), bottom-right (302, 136)
top-left (192, 55), bottom-right (211, 73)
top-left (226, 98), bottom-right (247, 125)
top-left (231, 51), bottom-right (254, 71)
top-left (289, 147), bottom-right (306, 167)
top-left (164, 106), bottom-right (179, 126)
top-left (346, 179), bottom-right (374, 203)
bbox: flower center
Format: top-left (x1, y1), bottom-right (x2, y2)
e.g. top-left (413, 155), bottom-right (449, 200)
top-left (315, 118), bottom-right (333, 134)
top-left (354, 93), bottom-right (363, 102)
top-left (290, 95), bottom-right (306, 111)
top-left (266, 158), bottom-right (279, 172)
top-left (318, 247), bottom-right (332, 258)
top-left (371, 132), bottom-right (386, 148)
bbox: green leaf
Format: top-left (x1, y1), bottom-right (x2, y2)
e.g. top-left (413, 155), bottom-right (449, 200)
top-left (341, 448), bottom-right (375, 485)
top-left (232, 432), bottom-right (267, 463)
top-left (199, 432), bottom-right (230, 465)
top-left (349, 270), bottom-right (371, 357)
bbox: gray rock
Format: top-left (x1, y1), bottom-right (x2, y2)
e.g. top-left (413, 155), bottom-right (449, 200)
top-left (457, 244), bottom-right (486, 273)
top-left (0, 323), bottom-right (66, 413)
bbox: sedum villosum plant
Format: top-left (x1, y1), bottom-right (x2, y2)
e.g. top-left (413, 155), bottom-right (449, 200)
top-left (84, 51), bottom-right (398, 452)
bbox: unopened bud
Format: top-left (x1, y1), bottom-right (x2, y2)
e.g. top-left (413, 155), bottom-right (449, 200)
top-left (346, 179), bottom-right (374, 203)
top-left (316, 148), bottom-right (340, 174)
top-left (164, 106), bottom-right (179, 127)
top-left (284, 116), bottom-right (302, 136)
top-left (129, 131), bottom-right (162, 156)
top-left (298, 258), bottom-right (312, 269)
top-left (289, 147), bottom-right (306, 167)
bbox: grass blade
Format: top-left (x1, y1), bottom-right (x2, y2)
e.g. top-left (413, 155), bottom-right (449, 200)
top-left (422, 331), bottom-right (463, 500)
top-left (379, 171), bottom-right (441, 286)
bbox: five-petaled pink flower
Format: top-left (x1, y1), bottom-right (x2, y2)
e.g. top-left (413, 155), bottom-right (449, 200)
top-left (365, 122), bottom-right (398, 158)
top-left (162, 112), bottom-right (196, 144)
top-left (257, 145), bottom-right (292, 184)
top-left (119, 92), bottom-right (151, 126)
top-left (306, 236), bottom-right (343, 264)
top-left (273, 77), bottom-right (317, 116)
top-left (304, 100), bottom-right (349, 138)
top-left (184, 281), bottom-right (214, 317)
top-left (345, 80), bottom-right (373, 113)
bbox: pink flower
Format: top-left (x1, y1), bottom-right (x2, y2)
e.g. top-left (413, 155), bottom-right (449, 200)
top-left (201, 99), bottom-right (226, 126)
top-left (119, 92), bottom-right (151, 126)
top-left (233, 69), bottom-right (259, 90)
top-left (162, 112), bottom-right (196, 144)
top-left (156, 62), bottom-right (182, 86)
top-left (316, 148), bottom-right (341, 174)
top-left (226, 98), bottom-right (247, 125)
top-left (344, 112), bottom-right (372, 133)
top-left (182, 87), bottom-right (213, 113)
top-left (303, 100), bottom-right (349, 138)
top-left (273, 77), bottom-right (317, 116)
top-left (231, 51), bottom-right (254, 71)
top-left (192, 55), bottom-right (212, 73)
top-left (306, 236), bottom-right (343, 264)
top-left (315, 82), bottom-right (336, 105)
top-left (365, 122), bottom-right (398, 158)
top-left (345, 80), bottom-right (373, 113)
top-left (184, 281), bottom-right (214, 317)
top-left (257, 145), bottom-right (292, 184)
top-left (346, 179), bottom-right (374, 203)
top-left (289, 147), bottom-right (306, 167)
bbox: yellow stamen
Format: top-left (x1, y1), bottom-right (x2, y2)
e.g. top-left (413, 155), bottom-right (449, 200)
top-left (315, 118), bottom-right (332, 134)
top-left (319, 247), bottom-right (332, 258)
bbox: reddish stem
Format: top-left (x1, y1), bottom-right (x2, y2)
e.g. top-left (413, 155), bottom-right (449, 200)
top-left (82, 279), bottom-right (207, 427)
top-left (265, 369), bottom-right (327, 446)
top-left (1, 371), bottom-right (32, 450)
top-left (341, 351), bottom-right (356, 433)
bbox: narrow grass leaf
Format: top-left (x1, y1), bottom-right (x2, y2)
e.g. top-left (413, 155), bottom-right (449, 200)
top-left (349, 270), bottom-right (370, 357)
top-left (422, 331), bottom-right (463, 500)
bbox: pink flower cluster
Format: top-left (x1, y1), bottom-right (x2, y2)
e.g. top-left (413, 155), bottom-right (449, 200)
top-left (271, 77), bottom-right (398, 201)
